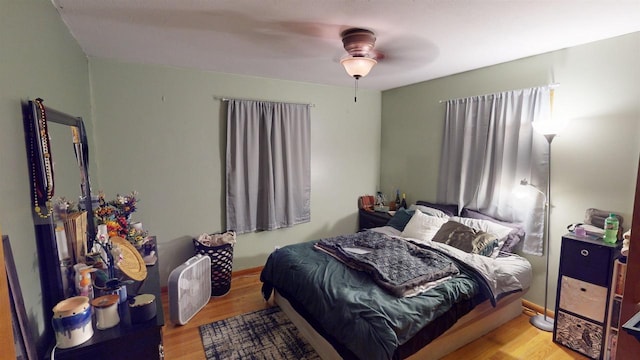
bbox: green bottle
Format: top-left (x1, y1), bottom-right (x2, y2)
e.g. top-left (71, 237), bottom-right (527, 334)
top-left (603, 213), bottom-right (619, 244)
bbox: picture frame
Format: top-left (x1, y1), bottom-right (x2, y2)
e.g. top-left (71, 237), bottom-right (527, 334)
top-left (3, 235), bottom-right (38, 360)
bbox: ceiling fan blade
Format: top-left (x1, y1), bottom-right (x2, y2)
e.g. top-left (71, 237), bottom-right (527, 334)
top-left (373, 35), bottom-right (439, 66)
top-left (371, 49), bottom-right (386, 61)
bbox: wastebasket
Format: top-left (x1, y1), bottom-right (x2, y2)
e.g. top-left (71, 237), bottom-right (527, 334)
top-left (193, 231), bottom-right (236, 297)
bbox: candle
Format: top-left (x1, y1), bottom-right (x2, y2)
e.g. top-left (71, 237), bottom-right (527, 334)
top-left (55, 227), bottom-right (69, 260)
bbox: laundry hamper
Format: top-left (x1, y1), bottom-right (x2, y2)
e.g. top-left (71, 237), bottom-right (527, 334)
top-left (193, 231), bottom-right (236, 297)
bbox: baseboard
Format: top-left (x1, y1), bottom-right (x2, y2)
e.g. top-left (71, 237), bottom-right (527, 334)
top-left (522, 299), bottom-right (555, 319)
top-left (232, 266), bottom-right (263, 277)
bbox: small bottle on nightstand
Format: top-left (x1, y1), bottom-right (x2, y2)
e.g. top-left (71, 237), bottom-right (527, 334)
top-left (603, 213), bottom-right (619, 244)
top-left (400, 193), bottom-right (407, 209)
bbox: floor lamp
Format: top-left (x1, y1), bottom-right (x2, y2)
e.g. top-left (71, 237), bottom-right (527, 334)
top-left (526, 125), bottom-right (558, 332)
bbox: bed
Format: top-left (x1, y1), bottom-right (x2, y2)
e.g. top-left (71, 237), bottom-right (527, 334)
top-left (260, 204), bottom-right (532, 360)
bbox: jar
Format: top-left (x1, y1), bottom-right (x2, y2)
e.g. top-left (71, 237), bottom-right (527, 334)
top-left (129, 293), bottom-right (157, 323)
top-left (91, 294), bottom-right (120, 330)
top-left (52, 296), bottom-right (93, 348)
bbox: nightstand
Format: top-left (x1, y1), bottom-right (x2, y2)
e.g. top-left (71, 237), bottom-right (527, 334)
top-left (553, 233), bottom-right (621, 359)
top-left (358, 209), bottom-right (392, 231)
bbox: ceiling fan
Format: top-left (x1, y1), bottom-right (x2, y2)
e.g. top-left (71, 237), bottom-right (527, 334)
top-left (339, 28), bottom-right (382, 79)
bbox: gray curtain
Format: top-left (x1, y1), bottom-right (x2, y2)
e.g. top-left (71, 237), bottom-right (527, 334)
top-left (437, 87), bottom-right (551, 255)
top-left (226, 100), bottom-right (311, 234)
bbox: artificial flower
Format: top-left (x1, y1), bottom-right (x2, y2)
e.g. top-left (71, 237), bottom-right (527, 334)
top-left (95, 191), bottom-right (145, 245)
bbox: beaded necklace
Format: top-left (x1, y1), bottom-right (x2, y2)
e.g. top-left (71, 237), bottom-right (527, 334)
top-left (30, 98), bottom-right (55, 218)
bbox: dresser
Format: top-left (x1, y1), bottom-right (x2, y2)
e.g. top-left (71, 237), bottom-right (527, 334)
top-left (553, 233), bottom-right (620, 359)
top-left (358, 209), bottom-right (392, 231)
top-left (52, 260), bottom-right (164, 359)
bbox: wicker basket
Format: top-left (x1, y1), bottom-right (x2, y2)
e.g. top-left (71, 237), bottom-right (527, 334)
top-left (193, 232), bottom-right (235, 297)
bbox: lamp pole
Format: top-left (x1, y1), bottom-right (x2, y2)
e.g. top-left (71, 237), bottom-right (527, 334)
top-left (530, 133), bottom-right (556, 331)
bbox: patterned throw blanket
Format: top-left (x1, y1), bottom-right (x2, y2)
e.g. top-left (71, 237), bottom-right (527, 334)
top-left (315, 231), bottom-right (459, 297)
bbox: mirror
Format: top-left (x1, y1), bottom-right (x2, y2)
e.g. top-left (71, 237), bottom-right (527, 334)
top-left (22, 98), bottom-right (95, 333)
top-left (48, 123), bottom-right (85, 207)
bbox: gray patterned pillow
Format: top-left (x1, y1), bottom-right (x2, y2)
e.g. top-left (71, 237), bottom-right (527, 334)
top-left (460, 208), bottom-right (525, 254)
top-left (432, 220), bottom-right (499, 257)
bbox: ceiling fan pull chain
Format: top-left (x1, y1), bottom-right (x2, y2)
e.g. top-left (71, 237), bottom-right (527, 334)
top-left (354, 77), bottom-right (358, 103)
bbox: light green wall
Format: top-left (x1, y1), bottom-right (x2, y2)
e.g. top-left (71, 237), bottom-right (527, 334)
top-left (381, 32), bottom-right (640, 308)
top-left (0, 0), bottom-right (92, 353)
top-left (2, 1), bottom-right (637, 351)
top-left (88, 58), bottom-right (381, 286)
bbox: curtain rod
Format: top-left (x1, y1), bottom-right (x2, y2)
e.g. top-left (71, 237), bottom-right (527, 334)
top-left (213, 96), bottom-right (316, 107)
top-left (438, 83), bottom-right (560, 104)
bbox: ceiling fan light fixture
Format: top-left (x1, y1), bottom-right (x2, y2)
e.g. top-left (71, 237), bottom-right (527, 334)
top-left (340, 56), bottom-right (377, 78)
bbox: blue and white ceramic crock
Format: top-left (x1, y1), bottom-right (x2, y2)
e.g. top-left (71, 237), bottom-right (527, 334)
top-left (52, 296), bottom-right (93, 349)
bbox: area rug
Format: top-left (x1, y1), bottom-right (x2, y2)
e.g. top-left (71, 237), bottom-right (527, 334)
top-left (199, 306), bottom-right (321, 360)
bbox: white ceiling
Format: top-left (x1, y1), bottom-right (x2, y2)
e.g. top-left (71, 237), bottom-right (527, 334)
top-left (52, 0), bottom-right (640, 91)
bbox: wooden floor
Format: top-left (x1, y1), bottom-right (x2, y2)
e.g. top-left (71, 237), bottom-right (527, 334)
top-left (161, 268), bottom-right (588, 360)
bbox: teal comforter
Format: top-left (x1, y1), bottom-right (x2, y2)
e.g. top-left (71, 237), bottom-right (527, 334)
top-left (260, 239), bottom-right (488, 360)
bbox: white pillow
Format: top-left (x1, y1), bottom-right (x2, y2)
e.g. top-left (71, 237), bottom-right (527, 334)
top-left (401, 209), bottom-right (448, 243)
top-left (450, 216), bottom-right (514, 255)
top-left (409, 204), bottom-right (449, 218)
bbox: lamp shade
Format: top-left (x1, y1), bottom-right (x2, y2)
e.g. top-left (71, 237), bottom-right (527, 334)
top-left (531, 119), bottom-right (565, 136)
top-left (340, 56), bottom-right (377, 78)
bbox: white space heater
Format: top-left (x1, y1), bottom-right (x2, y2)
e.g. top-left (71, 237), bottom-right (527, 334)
top-left (168, 254), bottom-right (211, 325)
